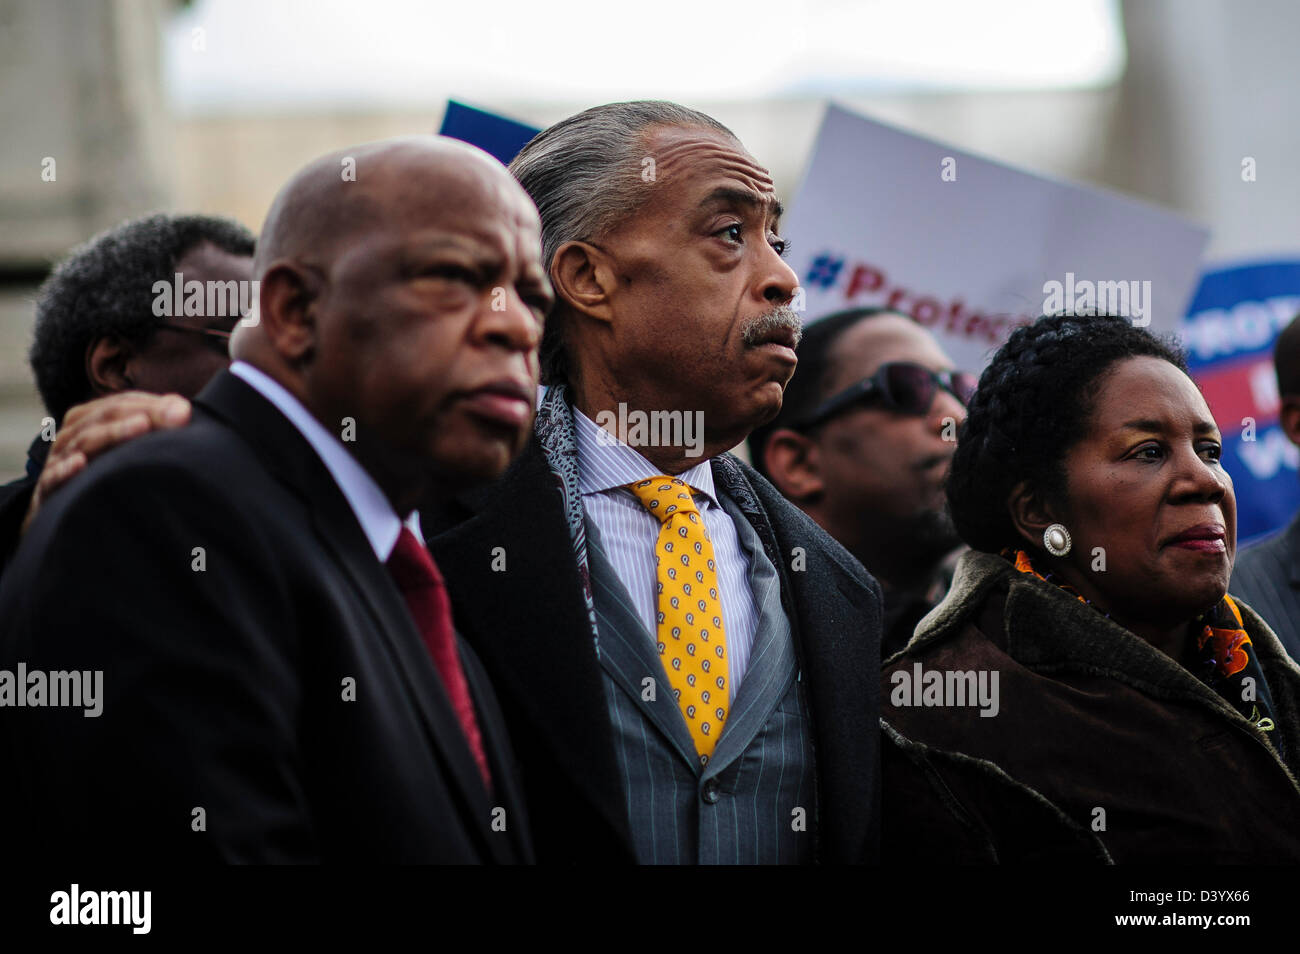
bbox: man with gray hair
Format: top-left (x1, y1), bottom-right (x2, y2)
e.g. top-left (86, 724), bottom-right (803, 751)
top-left (426, 101), bottom-right (883, 864)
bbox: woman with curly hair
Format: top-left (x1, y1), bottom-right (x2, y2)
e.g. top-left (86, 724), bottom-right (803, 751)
top-left (882, 312), bottom-right (1300, 863)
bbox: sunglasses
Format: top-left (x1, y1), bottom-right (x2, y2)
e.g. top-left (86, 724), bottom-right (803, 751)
top-left (156, 323), bottom-right (233, 357)
top-left (798, 361), bottom-right (979, 430)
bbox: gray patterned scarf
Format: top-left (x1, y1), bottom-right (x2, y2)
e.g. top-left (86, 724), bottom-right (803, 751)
top-left (533, 384), bottom-right (602, 651)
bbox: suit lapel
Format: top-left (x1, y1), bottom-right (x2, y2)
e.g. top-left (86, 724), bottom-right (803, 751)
top-left (426, 436), bottom-right (633, 846)
top-left (585, 517), bottom-right (700, 770)
top-left (194, 371), bottom-right (502, 859)
top-left (730, 456), bottom-right (882, 862)
top-left (461, 639), bottom-right (533, 863)
top-left (705, 489), bottom-right (796, 775)
top-left (1284, 517), bottom-right (1300, 588)
top-left (717, 455), bottom-right (880, 714)
top-left (305, 503), bottom-right (502, 849)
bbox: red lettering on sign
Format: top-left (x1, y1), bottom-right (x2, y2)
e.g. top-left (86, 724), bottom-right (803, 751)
top-left (828, 256), bottom-right (1035, 344)
top-left (844, 265), bottom-right (884, 299)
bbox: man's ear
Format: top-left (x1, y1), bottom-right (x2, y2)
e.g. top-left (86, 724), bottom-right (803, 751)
top-left (257, 261), bottom-right (319, 365)
top-left (550, 240), bottom-right (616, 324)
top-left (1280, 395), bottom-right (1300, 448)
top-left (1007, 480), bottom-right (1063, 552)
top-left (86, 336), bottom-right (135, 396)
top-left (762, 428), bottom-right (824, 503)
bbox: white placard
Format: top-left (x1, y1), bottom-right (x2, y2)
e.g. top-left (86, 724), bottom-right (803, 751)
top-left (784, 103), bottom-right (1211, 373)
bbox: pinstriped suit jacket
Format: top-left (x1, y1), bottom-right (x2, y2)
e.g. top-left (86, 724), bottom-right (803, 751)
top-left (586, 488), bottom-right (815, 864)
top-left (424, 435), bottom-right (883, 863)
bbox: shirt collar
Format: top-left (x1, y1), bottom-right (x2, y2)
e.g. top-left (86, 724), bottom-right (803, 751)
top-left (572, 405), bottom-right (717, 504)
top-left (229, 361), bottom-right (422, 561)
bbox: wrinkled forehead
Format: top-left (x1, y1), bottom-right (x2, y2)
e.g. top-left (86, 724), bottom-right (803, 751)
top-left (358, 156), bottom-right (541, 256)
top-left (389, 154), bottom-right (536, 224)
top-left (641, 124), bottom-right (777, 204)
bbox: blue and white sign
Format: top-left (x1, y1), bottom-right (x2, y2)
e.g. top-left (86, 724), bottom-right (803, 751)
top-left (1180, 261), bottom-right (1300, 544)
top-left (783, 103), bottom-right (1211, 375)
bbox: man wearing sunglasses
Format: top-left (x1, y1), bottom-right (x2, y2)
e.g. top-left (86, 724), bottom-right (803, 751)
top-left (750, 307), bottom-right (975, 657)
top-left (0, 213), bottom-right (254, 576)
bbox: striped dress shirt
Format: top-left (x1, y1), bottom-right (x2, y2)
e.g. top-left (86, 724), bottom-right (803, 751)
top-left (573, 408), bottom-right (758, 693)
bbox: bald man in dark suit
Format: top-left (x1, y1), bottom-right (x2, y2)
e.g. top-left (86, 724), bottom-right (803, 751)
top-left (0, 136), bottom-right (551, 862)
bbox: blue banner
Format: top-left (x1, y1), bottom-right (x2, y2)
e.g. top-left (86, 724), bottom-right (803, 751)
top-left (437, 101), bottom-right (541, 167)
top-left (1180, 261), bottom-right (1300, 544)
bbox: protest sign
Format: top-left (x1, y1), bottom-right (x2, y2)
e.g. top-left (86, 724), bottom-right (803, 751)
top-left (438, 101), bottom-right (539, 166)
top-left (1181, 261), bottom-right (1300, 543)
top-left (783, 103), bottom-right (1210, 375)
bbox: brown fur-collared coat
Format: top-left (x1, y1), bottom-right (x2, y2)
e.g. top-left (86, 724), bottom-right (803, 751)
top-left (883, 550), bottom-right (1300, 863)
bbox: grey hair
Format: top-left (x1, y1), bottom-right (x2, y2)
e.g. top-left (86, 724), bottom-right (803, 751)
top-left (508, 101), bottom-right (737, 388)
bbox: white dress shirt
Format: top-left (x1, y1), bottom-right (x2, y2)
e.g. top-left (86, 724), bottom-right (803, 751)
top-left (229, 361), bottom-right (422, 561)
top-left (573, 408), bottom-right (759, 693)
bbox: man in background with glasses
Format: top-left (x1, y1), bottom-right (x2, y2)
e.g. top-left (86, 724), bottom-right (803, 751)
top-left (749, 307), bottom-right (975, 656)
top-left (0, 213), bottom-right (254, 575)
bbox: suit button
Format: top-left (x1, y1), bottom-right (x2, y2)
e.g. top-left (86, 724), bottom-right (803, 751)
top-left (702, 781), bottom-right (720, 804)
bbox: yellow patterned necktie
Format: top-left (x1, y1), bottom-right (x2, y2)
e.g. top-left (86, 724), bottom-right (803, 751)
top-left (626, 476), bottom-right (730, 765)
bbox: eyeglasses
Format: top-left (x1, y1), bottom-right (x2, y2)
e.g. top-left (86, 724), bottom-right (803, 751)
top-left (156, 323), bottom-right (233, 356)
top-left (797, 361), bottom-right (979, 430)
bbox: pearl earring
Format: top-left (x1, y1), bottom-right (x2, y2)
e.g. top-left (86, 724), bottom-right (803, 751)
top-left (1043, 523), bottom-right (1072, 557)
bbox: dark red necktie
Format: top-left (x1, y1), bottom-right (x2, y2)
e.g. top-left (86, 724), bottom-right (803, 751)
top-left (386, 526), bottom-right (492, 791)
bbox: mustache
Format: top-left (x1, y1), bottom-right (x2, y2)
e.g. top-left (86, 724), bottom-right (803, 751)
top-left (740, 305), bottom-right (804, 348)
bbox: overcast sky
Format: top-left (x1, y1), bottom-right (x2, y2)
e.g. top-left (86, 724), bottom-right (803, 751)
top-left (163, 0), bottom-right (1125, 113)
